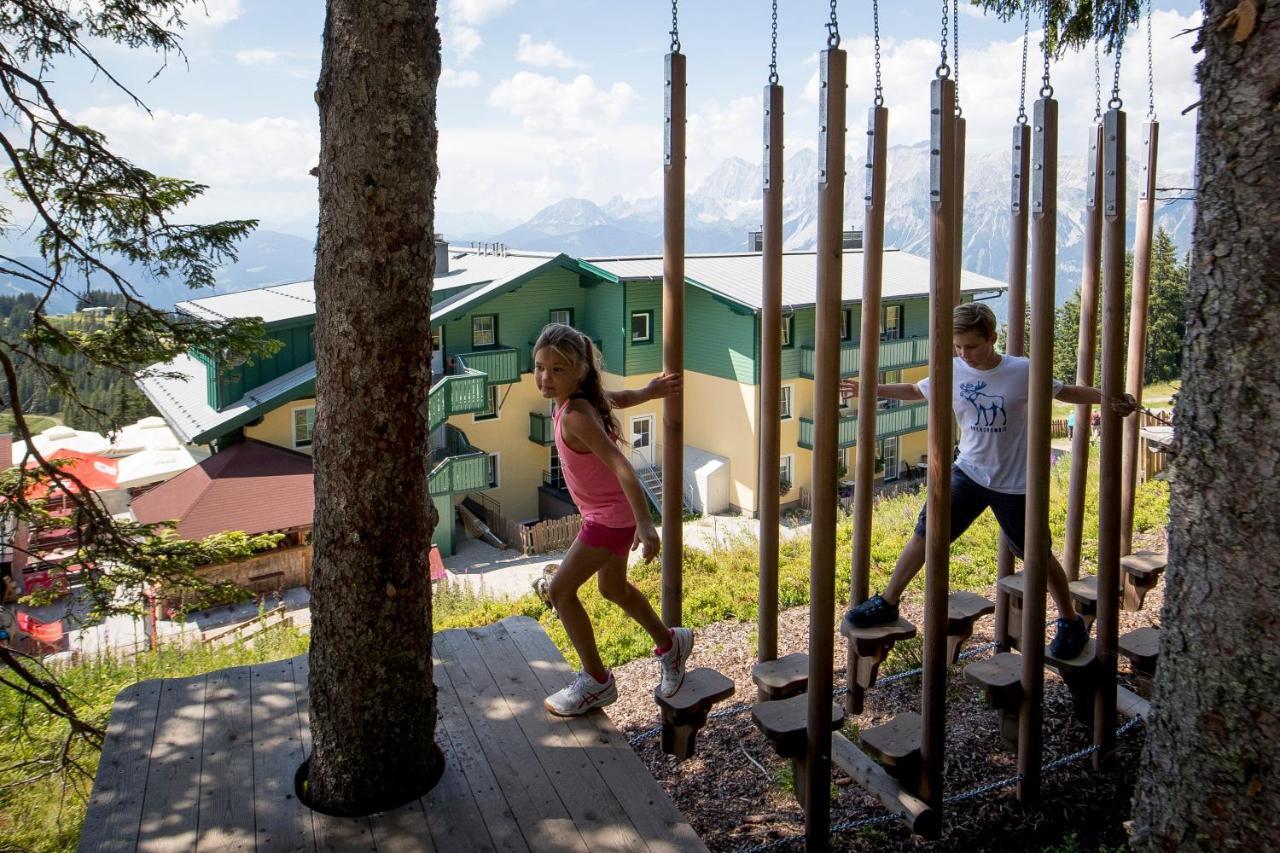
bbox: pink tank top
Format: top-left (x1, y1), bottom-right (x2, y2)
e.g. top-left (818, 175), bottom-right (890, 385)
top-left (553, 400), bottom-right (635, 528)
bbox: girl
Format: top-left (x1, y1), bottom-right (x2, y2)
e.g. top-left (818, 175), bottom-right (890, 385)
top-left (533, 323), bottom-right (693, 716)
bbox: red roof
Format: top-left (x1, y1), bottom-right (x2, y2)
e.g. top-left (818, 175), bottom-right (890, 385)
top-left (131, 440), bottom-right (314, 541)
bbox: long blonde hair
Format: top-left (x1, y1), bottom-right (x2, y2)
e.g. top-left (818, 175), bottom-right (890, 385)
top-left (534, 323), bottom-right (619, 439)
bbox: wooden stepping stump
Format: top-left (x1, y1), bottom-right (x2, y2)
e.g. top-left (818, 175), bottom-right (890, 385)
top-left (947, 591), bottom-right (995, 663)
top-left (1067, 575), bottom-right (1100, 630)
top-left (996, 573), bottom-right (1026, 650)
top-left (750, 652), bottom-right (809, 702)
top-left (963, 652), bottom-right (1023, 751)
top-left (859, 712), bottom-right (924, 795)
top-left (839, 617), bottom-right (917, 714)
top-left (1121, 551), bottom-right (1166, 611)
top-left (653, 668), bottom-right (735, 762)
top-left (1046, 639), bottom-right (1099, 726)
top-left (751, 693), bottom-right (845, 808)
top-left (1118, 626), bottom-right (1160, 697)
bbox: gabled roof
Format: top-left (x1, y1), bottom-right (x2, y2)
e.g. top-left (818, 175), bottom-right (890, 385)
top-left (582, 249), bottom-right (1006, 311)
top-left (130, 439), bottom-right (313, 541)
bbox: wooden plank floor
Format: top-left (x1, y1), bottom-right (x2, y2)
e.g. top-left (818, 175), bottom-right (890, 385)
top-left (80, 616), bottom-right (706, 853)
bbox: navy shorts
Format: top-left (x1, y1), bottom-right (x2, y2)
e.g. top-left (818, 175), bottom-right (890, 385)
top-left (914, 466), bottom-right (1026, 557)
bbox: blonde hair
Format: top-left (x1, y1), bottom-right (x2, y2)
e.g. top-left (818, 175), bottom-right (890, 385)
top-left (533, 323), bottom-right (620, 439)
top-left (954, 302), bottom-right (998, 339)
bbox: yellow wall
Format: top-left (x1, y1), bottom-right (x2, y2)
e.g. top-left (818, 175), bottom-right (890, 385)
top-left (246, 398), bottom-right (315, 453)
top-left (453, 375), bottom-right (554, 522)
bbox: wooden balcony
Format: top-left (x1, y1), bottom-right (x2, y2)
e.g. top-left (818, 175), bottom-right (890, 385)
top-left (799, 335), bottom-right (930, 379)
top-left (797, 401), bottom-right (929, 450)
top-left (528, 411), bottom-right (555, 446)
top-left (456, 347), bottom-right (521, 385)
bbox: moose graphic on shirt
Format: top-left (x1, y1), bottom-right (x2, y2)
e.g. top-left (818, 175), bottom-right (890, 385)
top-left (959, 381), bottom-right (1007, 427)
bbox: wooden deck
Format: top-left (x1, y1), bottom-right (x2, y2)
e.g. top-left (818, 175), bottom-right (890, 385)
top-left (80, 616), bottom-right (707, 852)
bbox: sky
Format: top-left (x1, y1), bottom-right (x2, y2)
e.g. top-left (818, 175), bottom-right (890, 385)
top-left (26, 0), bottom-right (1204, 239)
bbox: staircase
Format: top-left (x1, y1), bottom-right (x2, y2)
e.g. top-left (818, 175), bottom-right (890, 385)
top-left (629, 447), bottom-right (696, 516)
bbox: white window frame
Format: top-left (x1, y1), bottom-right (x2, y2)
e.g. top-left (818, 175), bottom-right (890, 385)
top-left (550, 309), bottom-right (573, 327)
top-left (881, 304), bottom-right (904, 341)
top-left (780, 384), bottom-right (794, 420)
top-left (487, 453), bottom-right (501, 489)
top-left (781, 314), bottom-right (793, 347)
top-left (474, 385), bottom-right (500, 422)
top-left (779, 454), bottom-right (794, 494)
top-left (292, 404), bottom-right (316, 449)
top-left (472, 314), bottom-right (496, 348)
top-left (879, 436), bottom-right (900, 480)
top-left (840, 308), bottom-right (852, 342)
top-left (630, 310), bottom-right (652, 343)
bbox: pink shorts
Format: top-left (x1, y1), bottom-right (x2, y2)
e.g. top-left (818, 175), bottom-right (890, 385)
top-left (577, 519), bottom-right (636, 558)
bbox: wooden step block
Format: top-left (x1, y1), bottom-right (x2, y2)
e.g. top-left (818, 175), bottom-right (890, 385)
top-left (947, 591), bottom-right (995, 663)
top-left (1120, 551), bottom-right (1166, 610)
top-left (859, 712), bottom-right (923, 791)
top-left (1119, 626), bottom-right (1160, 696)
top-left (997, 572), bottom-right (1026, 601)
top-left (751, 693), bottom-right (845, 758)
top-left (653, 667), bottom-right (735, 762)
top-left (751, 652), bottom-right (809, 701)
top-left (1046, 639), bottom-right (1098, 726)
top-left (840, 617), bottom-right (918, 713)
top-left (963, 652), bottom-right (1022, 751)
top-left (997, 574), bottom-right (1026, 649)
top-left (1121, 550), bottom-right (1167, 577)
top-left (1068, 575), bottom-right (1099, 630)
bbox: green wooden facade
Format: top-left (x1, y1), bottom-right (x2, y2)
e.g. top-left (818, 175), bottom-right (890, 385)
top-left (797, 401), bottom-right (930, 450)
top-left (208, 320), bottom-right (316, 411)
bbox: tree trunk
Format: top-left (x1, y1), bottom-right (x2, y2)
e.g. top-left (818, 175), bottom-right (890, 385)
top-left (1130, 4), bottom-right (1280, 848)
top-left (306, 0), bottom-right (442, 816)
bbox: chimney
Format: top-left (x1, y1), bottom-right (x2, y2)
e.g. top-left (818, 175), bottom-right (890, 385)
top-left (434, 234), bottom-right (449, 275)
top-left (747, 229), bottom-right (763, 252)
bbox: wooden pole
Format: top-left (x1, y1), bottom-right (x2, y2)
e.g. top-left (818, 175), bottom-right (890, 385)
top-left (1095, 106), bottom-right (1127, 768)
top-left (1064, 123), bottom-right (1104, 580)
top-left (662, 51), bottom-right (685, 628)
top-left (1120, 121), bottom-right (1159, 556)
top-left (952, 116), bottom-right (966, 304)
top-left (758, 82), bottom-right (784, 692)
top-left (995, 122), bottom-right (1030, 651)
top-left (920, 75), bottom-right (955, 812)
top-left (845, 103), bottom-right (887, 716)
top-left (805, 46), bottom-right (845, 850)
top-left (1017, 93), bottom-right (1057, 805)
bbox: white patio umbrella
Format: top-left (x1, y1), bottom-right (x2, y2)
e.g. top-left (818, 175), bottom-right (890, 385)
top-left (114, 443), bottom-right (200, 490)
top-left (11, 425), bottom-right (111, 464)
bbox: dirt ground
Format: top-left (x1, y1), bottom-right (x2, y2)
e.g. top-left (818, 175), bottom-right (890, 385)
top-left (605, 534), bottom-right (1166, 852)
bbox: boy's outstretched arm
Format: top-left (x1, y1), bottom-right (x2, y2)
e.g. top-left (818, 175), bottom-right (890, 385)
top-left (606, 371), bottom-right (682, 409)
top-left (1055, 384), bottom-right (1138, 416)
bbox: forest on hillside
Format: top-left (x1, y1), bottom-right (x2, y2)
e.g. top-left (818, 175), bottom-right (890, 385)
top-left (0, 292), bottom-right (156, 434)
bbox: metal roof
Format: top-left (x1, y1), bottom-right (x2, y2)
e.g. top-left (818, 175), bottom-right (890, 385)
top-left (583, 249), bottom-right (1006, 310)
top-left (175, 249), bottom-right (564, 325)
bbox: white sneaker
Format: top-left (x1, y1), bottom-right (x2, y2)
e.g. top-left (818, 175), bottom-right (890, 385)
top-left (544, 671), bottom-right (617, 717)
top-left (657, 627), bottom-right (694, 698)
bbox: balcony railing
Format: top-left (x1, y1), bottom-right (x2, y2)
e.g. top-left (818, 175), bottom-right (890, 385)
top-left (529, 411), bottom-right (555, 445)
top-left (798, 335), bottom-right (930, 379)
top-left (428, 367), bottom-right (487, 432)
top-left (797, 400), bottom-right (929, 449)
top-left (456, 347), bottom-right (520, 385)
top-left (429, 426), bottom-right (490, 495)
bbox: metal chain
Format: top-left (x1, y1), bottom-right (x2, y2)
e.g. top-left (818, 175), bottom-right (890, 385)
top-left (826, 0), bottom-right (840, 49)
top-left (1039, 3), bottom-right (1053, 98)
top-left (669, 0), bottom-right (680, 54)
top-left (953, 0), bottom-right (962, 115)
top-left (1017, 7), bottom-right (1029, 125)
top-left (872, 0), bottom-right (883, 105)
top-left (937, 0), bottom-right (950, 77)
top-left (768, 0), bottom-right (779, 84)
top-left (1094, 38), bottom-right (1102, 121)
top-left (1146, 0), bottom-right (1156, 119)
top-left (1109, 34), bottom-right (1125, 110)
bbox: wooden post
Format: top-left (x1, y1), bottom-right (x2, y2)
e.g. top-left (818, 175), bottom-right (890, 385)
top-left (1120, 121), bottom-right (1159, 556)
top-left (1095, 106), bottom-right (1127, 768)
top-left (1064, 123), bottom-right (1104, 580)
top-left (758, 82), bottom-right (784, 694)
top-left (845, 103), bottom-right (888, 716)
top-left (662, 50), bottom-right (685, 628)
top-left (952, 116), bottom-right (966, 303)
top-left (1017, 93), bottom-right (1056, 805)
top-left (995, 121), bottom-right (1030, 651)
top-left (805, 46), bottom-right (845, 851)
top-left (920, 75), bottom-right (955, 813)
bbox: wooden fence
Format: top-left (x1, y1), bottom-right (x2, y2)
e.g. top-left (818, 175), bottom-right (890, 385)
top-left (521, 514), bottom-right (584, 555)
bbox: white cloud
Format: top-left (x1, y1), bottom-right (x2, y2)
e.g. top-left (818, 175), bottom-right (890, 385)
top-left (182, 0), bottom-right (242, 29)
top-left (449, 25), bottom-right (483, 61)
top-left (515, 34), bottom-right (582, 69)
top-left (441, 68), bottom-right (482, 89)
top-left (235, 48), bottom-right (280, 66)
top-left (449, 0), bottom-right (517, 27)
top-left (488, 72), bottom-right (637, 132)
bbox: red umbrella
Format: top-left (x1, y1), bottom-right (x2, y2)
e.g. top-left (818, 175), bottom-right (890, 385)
top-left (16, 612), bottom-right (64, 645)
top-left (24, 449), bottom-right (119, 498)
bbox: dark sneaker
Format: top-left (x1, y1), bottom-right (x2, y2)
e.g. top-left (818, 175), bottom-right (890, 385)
top-left (844, 593), bottom-right (899, 629)
top-left (1048, 615), bottom-right (1089, 660)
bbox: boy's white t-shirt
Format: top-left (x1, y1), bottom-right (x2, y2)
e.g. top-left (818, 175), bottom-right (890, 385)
top-left (916, 355), bottom-right (1063, 495)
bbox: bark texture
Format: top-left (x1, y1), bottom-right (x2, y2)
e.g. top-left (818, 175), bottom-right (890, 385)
top-left (307, 0), bottom-right (441, 815)
top-left (1131, 3), bottom-right (1280, 848)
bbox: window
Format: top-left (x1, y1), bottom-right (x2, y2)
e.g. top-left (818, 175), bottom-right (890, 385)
top-left (878, 436), bottom-right (900, 480)
top-left (548, 447), bottom-right (566, 490)
top-left (780, 384), bottom-right (794, 420)
top-left (292, 406), bottom-right (315, 449)
top-left (472, 314), bottom-right (497, 348)
top-left (781, 314), bottom-right (794, 348)
top-left (631, 310), bottom-right (653, 343)
top-left (840, 308), bottom-right (853, 342)
top-left (550, 308), bottom-right (574, 327)
top-left (878, 369), bottom-right (901, 410)
top-left (881, 304), bottom-right (904, 341)
top-left (431, 327), bottom-right (442, 352)
top-left (474, 385), bottom-right (500, 421)
top-left (779, 455), bottom-right (794, 494)
top-left (487, 454), bottom-right (500, 489)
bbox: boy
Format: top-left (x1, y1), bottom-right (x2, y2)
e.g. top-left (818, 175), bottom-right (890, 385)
top-left (841, 302), bottom-right (1136, 659)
